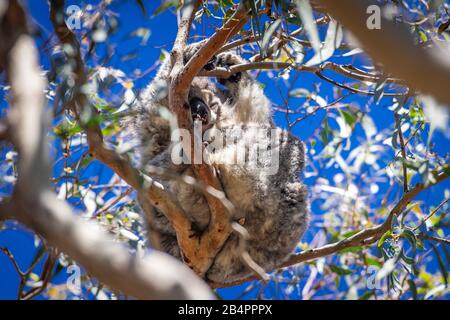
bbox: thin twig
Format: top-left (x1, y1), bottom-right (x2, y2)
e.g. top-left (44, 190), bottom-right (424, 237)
top-left (21, 250), bottom-right (58, 300)
top-left (413, 196), bottom-right (450, 231)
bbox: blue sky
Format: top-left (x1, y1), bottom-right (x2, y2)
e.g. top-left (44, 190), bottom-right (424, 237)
top-left (0, 0), bottom-right (448, 300)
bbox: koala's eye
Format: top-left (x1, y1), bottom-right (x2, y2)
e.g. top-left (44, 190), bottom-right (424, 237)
top-left (189, 97), bottom-right (209, 125)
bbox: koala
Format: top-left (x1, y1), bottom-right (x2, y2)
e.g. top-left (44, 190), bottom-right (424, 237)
top-left (125, 43), bottom-right (309, 283)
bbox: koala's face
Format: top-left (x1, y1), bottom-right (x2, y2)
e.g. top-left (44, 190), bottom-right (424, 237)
top-left (187, 77), bottom-right (228, 128)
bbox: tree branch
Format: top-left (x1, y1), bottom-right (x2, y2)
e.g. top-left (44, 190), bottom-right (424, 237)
top-left (201, 60), bottom-right (405, 97)
top-left (165, 1), bottom-right (256, 278)
top-left (175, 2), bottom-right (251, 96)
top-left (0, 201), bottom-right (12, 221)
top-left (217, 16), bottom-right (331, 54)
top-left (201, 60), bottom-right (402, 84)
top-left (318, 0), bottom-right (450, 107)
top-left (0, 119), bottom-right (10, 141)
top-left (413, 195), bottom-right (450, 231)
top-left (2, 0), bottom-right (213, 300)
top-left (48, 0), bottom-right (193, 250)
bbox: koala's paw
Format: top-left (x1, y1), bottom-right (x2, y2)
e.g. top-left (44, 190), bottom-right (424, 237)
top-left (216, 52), bottom-right (246, 84)
top-left (217, 51), bottom-right (245, 66)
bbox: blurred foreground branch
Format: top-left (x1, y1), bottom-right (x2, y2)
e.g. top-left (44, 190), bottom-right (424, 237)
top-left (318, 0), bottom-right (450, 107)
top-left (0, 0), bottom-right (213, 300)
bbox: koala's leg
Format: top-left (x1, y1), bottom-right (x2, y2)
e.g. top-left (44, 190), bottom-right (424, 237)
top-left (205, 128), bottom-right (309, 283)
top-left (206, 182), bottom-right (309, 283)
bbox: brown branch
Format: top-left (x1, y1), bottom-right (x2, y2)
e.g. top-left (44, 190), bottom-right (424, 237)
top-left (413, 196), bottom-right (450, 231)
top-left (94, 188), bottom-right (132, 217)
top-left (201, 60), bottom-right (402, 84)
top-left (201, 60), bottom-right (406, 97)
top-left (0, 245), bottom-right (49, 299)
top-left (421, 235), bottom-right (450, 246)
top-left (21, 250), bottom-right (58, 300)
top-left (165, 1), bottom-right (255, 278)
top-left (211, 167), bottom-right (450, 288)
top-left (0, 119), bottom-right (10, 141)
top-left (174, 2), bottom-right (251, 97)
top-left (0, 247), bottom-right (25, 277)
top-left (218, 16), bottom-right (331, 54)
top-left (0, 202), bottom-right (12, 221)
top-left (1, 0), bottom-right (213, 299)
top-left (318, 0), bottom-right (450, 108)
top-left (48, 0), bottom-right (193, 248)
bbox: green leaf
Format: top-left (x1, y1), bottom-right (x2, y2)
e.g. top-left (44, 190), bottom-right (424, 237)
top-left (289, 88), bottom-right (310, 97)
top-left (342, 230), bottom-right (360, 238)
top-left (339, 109), bottom-right (358, 127)
top-left (330, 264), bottom-right (353, 276)
top-left (219, 0), bottom-right (234, 7)
top-left (261, 19), bottom-right (282, 57)
top-left (358, 291), bottom-right (375, 300)
top-left (418, 30), bottom-right (427, 42)
top-left (431, 243), bottom-right (448, 287)
top-left (339, 246), bottom-right (363, 254)
top-left (320, 117), bottom-right (330, 146)
top-left (438, 17), bottom-right (450, 34)
top-left (247, 0), bottom-right (262, 48)
top-left (399, 249), bottom-right (415, 265)
top-left (295, 0), bottom-right (320, 53)
top-left (402, 229), bottom-right (417, 251)
top-left (365, 256), bottom-right (382, 268)
top-left (408, 279), bottom-right (418, 300)
top-left (154, 0), bottom-right (180, 16)
top-left (378, 230), bottom-right (392, 247)
top-left (134, 0), bottom-right (147, 15)
top-left (374, 74), bottom-right (388, 103)
top-left (305, 19), bottom-right (343, 66)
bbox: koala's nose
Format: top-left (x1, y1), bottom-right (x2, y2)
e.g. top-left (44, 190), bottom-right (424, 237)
top-left (189, 97), bottom-right (210, 124)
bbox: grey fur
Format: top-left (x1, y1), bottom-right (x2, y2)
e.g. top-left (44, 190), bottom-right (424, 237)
top-left (124, 45), bottom-right (309, 283)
